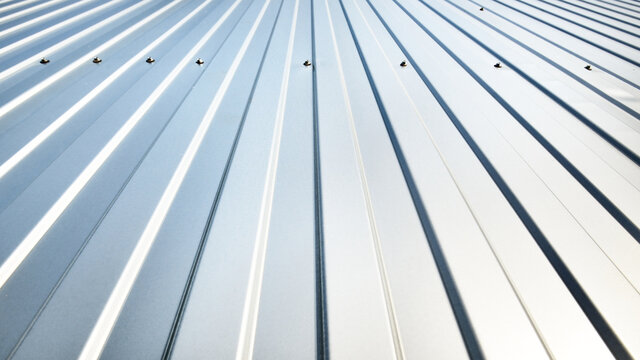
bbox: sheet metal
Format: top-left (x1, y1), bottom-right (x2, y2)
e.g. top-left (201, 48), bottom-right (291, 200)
top-left (0, 0), bottom-right (639, 358)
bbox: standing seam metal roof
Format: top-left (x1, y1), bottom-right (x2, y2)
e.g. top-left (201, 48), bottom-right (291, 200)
top-left (0, 0), bottom-right (639, 358)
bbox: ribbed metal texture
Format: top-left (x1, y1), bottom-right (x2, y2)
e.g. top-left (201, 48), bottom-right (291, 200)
top-left (0, 0), bottom-right (639, 358)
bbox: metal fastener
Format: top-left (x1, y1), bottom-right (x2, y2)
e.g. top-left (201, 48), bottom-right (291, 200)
top-left (195, 58), bottom-right (204, 65)
top-left (40, 57), bottom-right (50, 64)
top-left (400, 61), bottom-right (407, 67)
top-left (93, 57), bottom-right (102, 63)
top-left (303, 60), bottom-right (311, 66)
top-left (146, 57), bottom-right (155, 63)
top-left (584, 64), bottom-right (592, 71)
top-left (494, 62), bottom-right (502, 68)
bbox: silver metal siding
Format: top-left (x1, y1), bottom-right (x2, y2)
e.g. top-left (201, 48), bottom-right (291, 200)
top-left (0, 0), bottom-right (639, 358)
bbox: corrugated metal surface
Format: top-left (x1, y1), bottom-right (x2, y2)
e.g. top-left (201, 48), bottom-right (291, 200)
top-left (0, 0), bottom-right (639, 358)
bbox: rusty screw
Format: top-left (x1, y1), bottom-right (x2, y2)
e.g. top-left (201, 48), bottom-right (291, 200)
top-left (40, 57), bottom-right (50, 64)
top-left (146, 57), bottom-right (155, 63)
top-left (303, 60), bottom-right (311, 66)
top-left (494, 62), bottom-right (502, 68)
top-left (195, 58), bottom-right (204, 65)
top-left (400, 60), bottom-right (407, 67)
top-left (93, 57), bottom-right (102, 63)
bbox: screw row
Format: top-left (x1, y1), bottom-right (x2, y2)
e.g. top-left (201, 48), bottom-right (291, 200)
top-left (36, 57), bottom-right (595, 72)
top-left (37, 56), bottom-right (196, 65)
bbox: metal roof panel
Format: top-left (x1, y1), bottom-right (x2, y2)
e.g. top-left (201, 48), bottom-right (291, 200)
top-left (0, 0), bottom-right (639, 358)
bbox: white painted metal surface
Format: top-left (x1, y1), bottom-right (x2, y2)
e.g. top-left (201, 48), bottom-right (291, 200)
top-left (0, 0), bottom-right (639, 358)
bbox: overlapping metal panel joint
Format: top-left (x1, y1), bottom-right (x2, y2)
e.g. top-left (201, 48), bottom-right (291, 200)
top-left (0, 0), bottom-right (639, 358)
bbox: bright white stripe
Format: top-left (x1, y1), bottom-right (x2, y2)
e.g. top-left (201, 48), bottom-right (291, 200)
top-left (0, 0), bottom-right (97, 39)
top-left (0, 0), bottom-right (242, 292)
top-left (0, 0), bottom-right (64, 24)
top-left (234, 0), bottom-right (298, 358)
top-left (323, 0), bottom-right (405, 358)
top-left (77, 0), bottom-right (268, 357)
top-left (0, 0), bottom-right (42, 13)
top-left (0, 0), bottom-right (152, 90)
top-left (0, 0), bottom-right (214, 179)
top-left (0, 0), bottom-right (121, 55)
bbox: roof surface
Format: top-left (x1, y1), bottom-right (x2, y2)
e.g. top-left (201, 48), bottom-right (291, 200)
top-left (0, 0), bottom-right (639, 358)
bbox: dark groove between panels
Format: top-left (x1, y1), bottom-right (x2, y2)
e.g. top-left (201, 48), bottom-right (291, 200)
top-left (512, 0), bottom-right (640, 51)
top-left (160, 0), bottom-right (285, 357)
top-left (466, 0), bottom-right (640, 92)
top-left (577, 0), bottom-right (640, 18)
top-left (383, 0), bottom-right (633, 357)
top-left (436, 0), bottom-right (640, 242)
top-left (444, 0), bottom-right (640, 121)
top-left (412, 0), bottom-right (640, 243)
top-left (550, 0), bottom-right (640, 28)
top-left (417, 0), bottom-right (640, 169)
top-left (7, 60), bottom-right (185, 360)
top-left (487, 0), bottom-right (640, 67)
top-left (539, 0), bottom-right (640, 33)
top-left (340, 1), bottom-right (486, 358)
top-left (8, 1), bottom-right (244, 358)
top-left (310, 0), bottom-right (329, 358)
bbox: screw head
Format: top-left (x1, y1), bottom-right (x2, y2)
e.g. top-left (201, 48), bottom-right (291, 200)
top-left (195, 58), bottom-right (204, 65)
top-left (400, 60), bottom-right (407, 67)
top-left (93, 57), bottom-right (102, 63)
top-left (146, 57), bottom-right (155, 63)
top-left (480, 7), bottom-right (484, 10)
top-left (584, 64), bottom-right (592, 71)
top-left (40, 57), bottom-right (50, 64)
top-left (494, 62), bottom-right (502, 68)
top-left (303, 60), bottom-right (311, 66)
